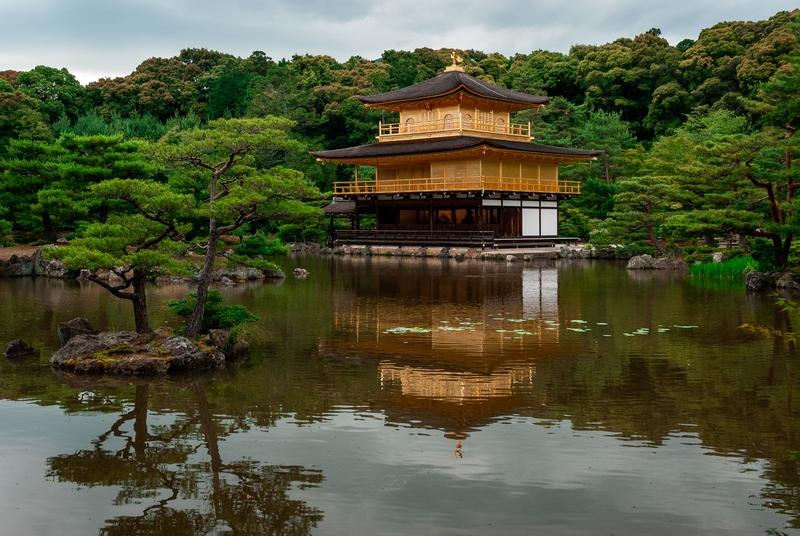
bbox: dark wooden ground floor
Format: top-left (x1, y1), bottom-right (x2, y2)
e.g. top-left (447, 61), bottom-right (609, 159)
top-left (353, 196), bottom-right (561, 238)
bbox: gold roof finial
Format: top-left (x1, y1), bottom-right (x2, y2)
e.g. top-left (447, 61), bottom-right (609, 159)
top-left (445, 50), bottom-right (465, 72)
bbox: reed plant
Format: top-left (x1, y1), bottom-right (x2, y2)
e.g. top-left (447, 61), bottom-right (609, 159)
top-left (689, 256), bottom-right (757, 280)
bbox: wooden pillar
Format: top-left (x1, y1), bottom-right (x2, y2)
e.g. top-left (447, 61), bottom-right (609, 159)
top-left (429, 197), bottom-right (434, 235)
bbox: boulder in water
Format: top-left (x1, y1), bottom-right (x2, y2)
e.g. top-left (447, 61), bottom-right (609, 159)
top-left (744, 270), bottom-right (767, 291)
top-left (4, 339), bottom-right (36, 359)
top-left (626, 254), bottom-right (655, 270)
top-left (57, 317), bottom-right (98, 346)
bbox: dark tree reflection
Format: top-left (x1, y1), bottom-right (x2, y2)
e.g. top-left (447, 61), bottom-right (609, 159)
top-left (46, 383), bottom-right (323, 536)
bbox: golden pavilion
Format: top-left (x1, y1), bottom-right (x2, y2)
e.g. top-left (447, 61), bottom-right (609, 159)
top-left (312, 56), bottom-right (602, 247)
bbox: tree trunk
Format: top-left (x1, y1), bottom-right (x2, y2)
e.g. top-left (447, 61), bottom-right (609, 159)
top-left (132, 385), bottom-right (149, 457)
top-left (738, 234), bottom-right (748, 250)
top-left (42, 213), bottom-right (54, 241)
top-left (193, 382), bottom-right (222, 518)
top-left (773, 234), bottom-right (793, 270)
top-left (704, 232), bottom-right (716, 247)
top-left (184, 224), bottom-right (220, 339)
top-left (131, 270), bottom-right (153, 334)
top-left (646, 222), bottom-right (667, 256)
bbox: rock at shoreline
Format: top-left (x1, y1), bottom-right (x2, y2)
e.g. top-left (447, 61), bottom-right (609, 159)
top-left (4, 339), bottom-right (36, 359)
top-left (745, 270), bottom-right (768, 291)
top-left (208, 329), bottom-right (231, 349)
top-left (653, 258), bottom-right (689, 270)
top-left (58, 317), bottom-right (98, 346)
top-left (293, 268), bottom-right (309, 277)
top-left (50, 330), bottom-right (226, 374)
top-left (51, 331), bottom-right (138, 365)
top-left (775, 273), bottom-right (799, 289)
top-left (626, 254), bottom-right (655, 270)
top-left (33, 248), bottom-right (65, 278)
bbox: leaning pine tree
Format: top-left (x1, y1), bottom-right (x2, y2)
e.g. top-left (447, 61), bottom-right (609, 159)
top-left (47, 179), bottom-right (193, 333)
top-left (153, 117), bottom-right (322, 339)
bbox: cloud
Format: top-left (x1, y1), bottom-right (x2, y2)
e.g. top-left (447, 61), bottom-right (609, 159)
top-left (0, 0), bottom-right (797, 84)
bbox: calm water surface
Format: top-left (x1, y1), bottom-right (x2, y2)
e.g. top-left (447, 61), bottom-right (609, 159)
top-left (1, 257), bottom-right (799, 535)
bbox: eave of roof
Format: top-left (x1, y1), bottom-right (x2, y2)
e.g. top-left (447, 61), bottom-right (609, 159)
top-left (311, 137), bottom-right (603, 163)
top-left (358, 70), bottom-right (551, 109)
top-left (322, 199), bottom-right (356, 214)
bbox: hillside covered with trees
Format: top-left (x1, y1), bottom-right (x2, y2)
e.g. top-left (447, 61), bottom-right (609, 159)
top-left (2, 9), bottom-right (800, 267)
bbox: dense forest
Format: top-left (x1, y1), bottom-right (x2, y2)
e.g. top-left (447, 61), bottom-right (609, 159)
top-left (2, 9), bottom-right (800, 267)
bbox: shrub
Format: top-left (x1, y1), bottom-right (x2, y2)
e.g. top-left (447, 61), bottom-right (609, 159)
top-left (750, 237), bottom-right (776, 271)
top-left (302, 228), bottom-right (325, 244)
top-left (276, 223), bottom-right (302, 243)
top-left (166, 290), bottom-right (258, 334)
top-left (237, 232), bottom-right (289, 257)
top-left (558, 208), bottom-right (591, 240)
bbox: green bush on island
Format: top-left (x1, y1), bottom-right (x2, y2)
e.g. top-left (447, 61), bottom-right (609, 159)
top-left (167, 290), bottom-right (258, 333)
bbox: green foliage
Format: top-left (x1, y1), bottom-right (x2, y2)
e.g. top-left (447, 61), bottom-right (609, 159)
top-left (166, 290), bottom-right (258, 333)
top-left (0, 86), bottom-right (51, 154)
top-left (690, 256), bottom-right (757, 280)
top-left (751, 238), bottom-right (777, 271)
top-left (236, 232), bottom-right (288, 257)
top-left (558, 208), bottom-right (592, 240)
top-left (277, 223), bottom-right (302, 243)
top-left (0, 134), bottom-right (163, 238)
top-left (0, 207), bottom-right (11, 244)
top-left (16, 65), bottom-right (83, 123)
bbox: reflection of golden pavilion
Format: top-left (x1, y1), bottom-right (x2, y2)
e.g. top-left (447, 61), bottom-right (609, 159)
top-left (327, 262), bottom-right (583, 366)
top-left (321, 260), bottom-right (595, 449)
top-left (379, 362), bottom-right (535, 401)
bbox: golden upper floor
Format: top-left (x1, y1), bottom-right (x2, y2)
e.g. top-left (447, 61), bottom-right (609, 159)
top-left (359, 66), bottom-right (550, 143)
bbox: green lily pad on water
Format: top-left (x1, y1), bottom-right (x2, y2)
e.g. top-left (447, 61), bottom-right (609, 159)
top-left (384, 327), bottom-right (432, 334)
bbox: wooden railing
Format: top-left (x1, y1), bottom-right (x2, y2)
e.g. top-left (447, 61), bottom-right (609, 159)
top-left (336, 230), bottom-right (495, 247)
top-left (333, 176), bottom-right (580, 195)
top-left (379, 117), bottom-right (530, 140)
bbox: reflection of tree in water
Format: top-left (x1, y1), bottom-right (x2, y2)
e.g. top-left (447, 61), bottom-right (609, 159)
top-left (46, 383), bottom-right (323, 535)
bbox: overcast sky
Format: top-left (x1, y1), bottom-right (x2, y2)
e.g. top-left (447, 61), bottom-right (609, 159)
top-left (1, 0), bottom-right (798, 84)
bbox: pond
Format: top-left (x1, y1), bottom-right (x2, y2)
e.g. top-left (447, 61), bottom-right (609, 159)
top-left (0, 256), bottom-right (798, 535)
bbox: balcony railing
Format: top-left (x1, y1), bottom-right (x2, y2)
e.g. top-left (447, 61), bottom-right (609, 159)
top-left (378, 117), bottom-right (531, 141)
top-left (333, 176), bottom-right (580, 195)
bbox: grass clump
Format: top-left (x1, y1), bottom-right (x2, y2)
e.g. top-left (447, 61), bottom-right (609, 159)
top-left (690, 256), bottom-right (757, 280)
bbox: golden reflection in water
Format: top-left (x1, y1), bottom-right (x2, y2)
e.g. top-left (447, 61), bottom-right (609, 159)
top-left (327, 266), bottom-right (584, 363)
top-left (325, 266), bottom-right (578, 453)
top-left (379, 362), bottom-right (535, 401)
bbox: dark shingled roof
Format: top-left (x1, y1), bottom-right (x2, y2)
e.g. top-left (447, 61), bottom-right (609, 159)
top-left (322, 199), bottom-right (356, 214)
top-left (311, 136), bottom-right (603, 161)
top-left (358, 70), bottom-right (552, 107)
